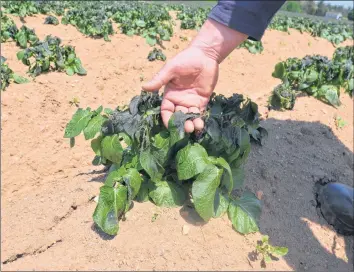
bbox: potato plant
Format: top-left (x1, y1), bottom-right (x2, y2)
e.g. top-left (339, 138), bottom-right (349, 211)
top-left (44, 15), bottom-right (59, 26)
top-left (2, 0), bottom-right (68, 17)
top-left (2, 0), bottom-right (39, 18)
top-left (17, 35), bottom-right (87, 77)
top-left (1, 13), bottom-right (39, 49)
top-left (111, 2), bottom-right (173, 46)
top-left (269, 15), bottom-right (353, 45)
top-left (64, 91), bottom-right (268, 236)
top-left (147, 48), bottom-right (166, 62)
top-left (1, 56), bottom-right (29, 91)
top-left (0, 13), bottom-right (18, 42)
top-left (176, 6), bottom-right (211, 30)
top-left (269, 46), bottom-right (354, 110)
top-left (61, 7), bottom-right (114, 41)
top-left (14, 25), bottom-right (39, 49)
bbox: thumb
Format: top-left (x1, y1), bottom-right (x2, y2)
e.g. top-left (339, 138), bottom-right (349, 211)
top-left (142, 63), bottom-right (174, 92)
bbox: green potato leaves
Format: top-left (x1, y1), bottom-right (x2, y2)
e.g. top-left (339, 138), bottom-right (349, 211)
top-left (65, 90), bottom-right (267, 236)
top-left (1, 56), bottom-right (29, 91)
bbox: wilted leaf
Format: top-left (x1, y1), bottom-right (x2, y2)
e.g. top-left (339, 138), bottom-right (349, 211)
top-left (139, 148), bottom-right (164, 181)
top-left (93, 184), bottom-right (127, 235)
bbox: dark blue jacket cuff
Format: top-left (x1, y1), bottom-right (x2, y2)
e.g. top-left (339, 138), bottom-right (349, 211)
top-left (208, 1), bottom-right (285, 41)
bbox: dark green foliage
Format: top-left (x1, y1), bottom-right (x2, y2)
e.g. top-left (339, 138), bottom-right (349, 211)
top-left (147, 48), bottom-right (166, 62)
top-left (37, 1), bottom-right (67, 16)
top-left (2, 1), bottom-right (352, 49)
top-left (177, 6), bottom-right (211, 30)
top-left (65, 91), bottom-right (267, 235)
top-left (2, 0), bottom-right (67, 17)
top-left (44, 15), bottom-right (59, 26)
top-left (2, 0), bottom-right (38, 18)
top-left (348, 9), bottom-right (354, 21)
top-left (269, 15), bottom-right (353, 45)
top-left (61, 4), bottom-right (114, 41)
top-left (269, 46), bottom-right (354, 110)
top-left (1, 12), bottom-right (39, 48)
top-left (238, 40), bottom-right (264, 54)
top-left (14, 25), bottom-right (39, 49)
top-left (1, 56), bottom-right (29, 91)
top-left (332, 46), bottom-right (354, 97)
top-left (0, 13), bottom-right (18, 42)
top-left (17, 35), bottom-right (87, 77)
top-left (269, 83), bottom-right (297, 110)
top-left (332, 46), bottom-right (354, 64)
top-left (111, 2), bottom-right (173, 46)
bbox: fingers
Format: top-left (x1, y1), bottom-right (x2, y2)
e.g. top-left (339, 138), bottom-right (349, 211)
top-left (184, 120), bottom-right (194, 133)
top-left (188, 107), bottom-right (204, 132)
top-left (142, 63), bottom-right (174, 92)
top-left (175, 106), bottom-right (194, 133)
top-left (175, 106), bottom-right (188, 113)
top-left (161, 100), bottom-right (205, 133)
top-left (193, 118), bottom-right (204, 131)
top-left (161, 99), bottom-right (174, 128)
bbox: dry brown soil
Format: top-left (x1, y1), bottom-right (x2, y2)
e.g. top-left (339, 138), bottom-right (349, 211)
top-left (1, 13), bottom-right (353, 271)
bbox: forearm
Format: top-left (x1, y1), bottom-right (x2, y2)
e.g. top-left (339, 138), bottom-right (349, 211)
top-left (190, 18), bottom-right (248, 64)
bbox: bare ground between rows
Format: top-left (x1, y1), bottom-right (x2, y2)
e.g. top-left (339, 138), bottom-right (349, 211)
top-left (1, 14), bottom-right (353, 271)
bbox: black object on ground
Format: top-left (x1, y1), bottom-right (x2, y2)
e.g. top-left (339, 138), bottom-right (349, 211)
top-left (315, 179), bottom-right (354, 236)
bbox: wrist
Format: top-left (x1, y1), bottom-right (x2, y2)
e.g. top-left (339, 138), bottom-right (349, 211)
top-left (190, 18), bottom-right (248, 64)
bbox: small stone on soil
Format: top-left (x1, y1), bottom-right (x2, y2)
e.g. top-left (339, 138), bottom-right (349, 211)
top-left (182, 225), bottom-right (190, 235)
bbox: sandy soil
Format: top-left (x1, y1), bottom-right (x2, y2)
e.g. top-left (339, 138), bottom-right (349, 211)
top-left (1, 14), bottom-right (353, 271)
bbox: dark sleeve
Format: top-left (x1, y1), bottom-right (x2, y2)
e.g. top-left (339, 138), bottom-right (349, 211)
top-left (208, 1), bottom-right (285, 41)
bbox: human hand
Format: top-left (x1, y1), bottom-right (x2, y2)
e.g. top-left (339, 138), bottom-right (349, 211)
top-left (142, 46), bottom-right (219, 133)
top-left (142, 19), bottom-right (247, 133)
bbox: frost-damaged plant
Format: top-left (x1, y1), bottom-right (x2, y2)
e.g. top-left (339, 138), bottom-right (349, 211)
top-left (61, 7), bottom-right (114, 41)
top-left (0, 13), bottom-right (18, 42)
top-left (269, 46), bottom-right (354, 110)
top-left (332, 46), bottom-right (354, 97)
top-left (147, 48), bottom-right (166, 62)
top-left (64, 91), bottom-right (268, 236)
top-left (268, 83), bottom-right (297, 110)
top-left (17, 35), bottom-right (86, 77)
top-left (256, 235), bottom-right (288, 266)
top-left (14, 25), bottom-right (39, 49)
top-left (1, 56), bottom-right (29, 91)
top-left (44, 15), bottom-right (59, 26)
top-left (176, 6), bottom-right (211, 30)
top-left (2, 0), bottom-right (39, 18)
top-left (111, 2), bottom-right (173, 46)
top-left (269, 15), bottom-right (353, 45)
